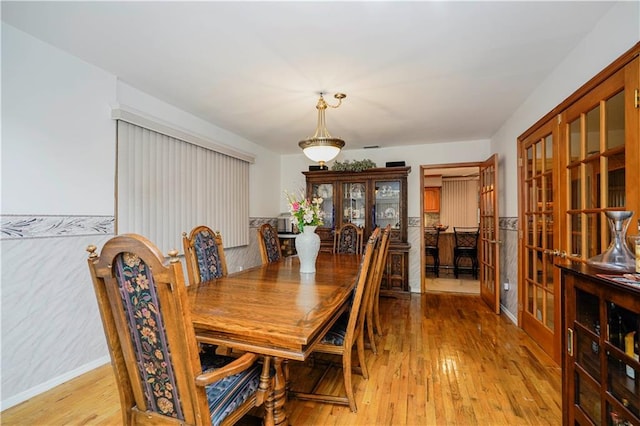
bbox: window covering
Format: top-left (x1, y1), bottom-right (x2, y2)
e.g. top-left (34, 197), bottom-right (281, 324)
top-left (440, 178), bottom-right (479, 229)
top-left (116, 121), bottom-right (249, 253)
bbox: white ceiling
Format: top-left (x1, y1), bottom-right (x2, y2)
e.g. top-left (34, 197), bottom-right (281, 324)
top-left (1, 1), bottom-right (617, 155)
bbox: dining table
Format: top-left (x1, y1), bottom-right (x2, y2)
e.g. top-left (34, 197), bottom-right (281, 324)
top-left (187, 251), bottom-right (362, 426)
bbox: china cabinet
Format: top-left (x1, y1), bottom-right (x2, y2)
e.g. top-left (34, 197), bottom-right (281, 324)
top-left (303, 166), bottom-right (411, 296)
top-left (560, 263), bottom-right (640, 426)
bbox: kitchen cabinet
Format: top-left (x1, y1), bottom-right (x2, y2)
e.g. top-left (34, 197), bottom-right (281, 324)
top-left (424, 187), bottom-right (440, 212)
top-left (560, 263), bottom-right (640, 426)
top-left (303, 166), bottom-right (411, 297)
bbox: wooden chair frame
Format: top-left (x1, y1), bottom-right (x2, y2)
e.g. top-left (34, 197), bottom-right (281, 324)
top-left (182, 225), bottom-right (228, 285)
top-left (257, 223), bottom-right (282, 264)
top-left (290, 228), bottom-right (381, 412)
top-left (86, 234), bottom-right (272, 426)
top-left (333, 223), bottom-right (364, 255)
top-left (366, 225), bottom-right (391, 350)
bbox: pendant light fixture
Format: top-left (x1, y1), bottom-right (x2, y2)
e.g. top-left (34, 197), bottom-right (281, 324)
top-left (298, 92), bottom-right (346, 168)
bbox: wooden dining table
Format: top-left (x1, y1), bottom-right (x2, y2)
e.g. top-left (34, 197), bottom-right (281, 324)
top-left (187, 252), bottom-right (362, 426)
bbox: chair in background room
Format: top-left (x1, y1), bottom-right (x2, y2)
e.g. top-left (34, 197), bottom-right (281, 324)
top-left (290, 228), bottom-right (380, 413)
top-left (333, 223), bottom-right (364, 254)
top-left (86, 234), bottom-right (272, 426)
top-left (424, 228), bottom-right (440, 277)
top-left (257, 223), bottom-right (282, 264)
top-left (182, 226), bottom-right (228, 285)
top-left (453, 226), bottom-right (480, 279)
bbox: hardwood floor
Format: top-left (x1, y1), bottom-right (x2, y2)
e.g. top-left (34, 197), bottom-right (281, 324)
top-left (1, 293), bottom-right (561, 425)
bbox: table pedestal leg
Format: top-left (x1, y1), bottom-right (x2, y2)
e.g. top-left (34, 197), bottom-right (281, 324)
top-left (260, 356), bottom-right (274, 426)
top-left (273, 357), bottom-right (288, 426)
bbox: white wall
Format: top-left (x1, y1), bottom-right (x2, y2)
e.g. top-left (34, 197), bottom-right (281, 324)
top-left (491, 1), bottom-right (640, 218)
top-left (0, 23), bottom-right (279, 410)
top-left (1, 26), bottom-right (116, 215)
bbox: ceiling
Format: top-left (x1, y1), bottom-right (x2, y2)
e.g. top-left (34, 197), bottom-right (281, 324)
top-left (1, 1), bottom-right (617, 155)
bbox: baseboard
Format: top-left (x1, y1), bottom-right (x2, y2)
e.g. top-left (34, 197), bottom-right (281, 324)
top-left (0, 356), bottom-right (110, 411)
top-left (500, 304), bottom-right (517, 325)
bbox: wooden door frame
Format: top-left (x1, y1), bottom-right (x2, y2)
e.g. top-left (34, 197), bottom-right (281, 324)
top-left (420, 161), bottom-right (481, 293)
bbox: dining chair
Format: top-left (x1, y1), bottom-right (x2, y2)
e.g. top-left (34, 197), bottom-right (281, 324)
top-left (453, 226), bottom-right (480, 279)
top-left (424, 228), bottom-right (440, 277)
top-left (86, 234), bottom-right (272, 426)
top-left (290, 227), bottom-right (380, 413)
top-left (257, 223), bottom-right (282, 264)
top-left (182, 226), bottom-right (228, 285)
top-left (366, 224), bottom-right (391, 351)
top-left (333, 223), bottom-right (364, 254)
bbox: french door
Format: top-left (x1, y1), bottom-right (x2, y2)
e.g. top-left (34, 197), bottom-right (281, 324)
top-left (519, 118), bottom-right (562, 364)
top-left (479, 154), bottom-right (500, 313)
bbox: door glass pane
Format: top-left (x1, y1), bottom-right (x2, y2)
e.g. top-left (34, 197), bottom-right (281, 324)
top-left (544, 214), bottom-right (554, 251)
top-left (586, 213), bottom-right (602, 258)
top-left (535, 177), bottom-right (542, 211)
top-left (527, 215), bottom-right (534, 245)
top-left (570, 213), bottom-right (582, 257)
top-left (312, 183), bottom-right (334, 229)
top-left (526, 146), bottom-right (534, 179)
top-left (528, 182), bottom-right (536, 212)
top-left (570, 166), bottom-right (581, 209)
top-left (545, 291), bottom-right (554, 331)
top-left (607, 153), bottom-right (626, 208)
top-left (535, 141), bottom-right (543, 175)
top-left (606, 90), bottom-right (625, 150)
top-left (342, 182), bottom-right (366, 228)
top-left (545, 174), bottom-right (553, 206)
top-left (535, 286), bottom-right (543, 321)
top-left (586, 105), bottom-right (601, 157)
top-left (585, 159), bottom-right (600, 209)
top-left (569, 118), bottom-right (581, 163)
top-left (527, 281), bottom-right (534, 312)
top-left (544, 135), bottom-right (553, 171)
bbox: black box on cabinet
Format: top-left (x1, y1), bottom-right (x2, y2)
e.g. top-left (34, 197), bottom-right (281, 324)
top-left (386, 161), bottom-right (405, 167)
top-left (309, 165), bottom-right (329, 171)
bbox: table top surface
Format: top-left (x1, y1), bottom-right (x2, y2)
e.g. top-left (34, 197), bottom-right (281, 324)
top-left (187, 252), bottom-right (362, 360)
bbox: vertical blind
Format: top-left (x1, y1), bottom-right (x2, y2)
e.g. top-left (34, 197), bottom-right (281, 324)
top-left (440, 178), bottom-right (479, 228)
top-left (117, 121), bottom-right (249, 253)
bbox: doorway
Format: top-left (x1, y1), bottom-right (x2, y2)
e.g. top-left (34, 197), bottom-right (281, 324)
top-left (421, 157), bottom-right (501, 314)
top-left (421, 163), bottom-right (480, 294)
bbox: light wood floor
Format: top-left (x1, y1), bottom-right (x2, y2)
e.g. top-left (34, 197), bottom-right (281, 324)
top-left (1, 293), bottom-right (561, 425)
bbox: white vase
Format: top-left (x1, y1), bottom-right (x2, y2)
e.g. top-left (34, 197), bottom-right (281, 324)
top-left (295, 225), bottom-right (320, 274)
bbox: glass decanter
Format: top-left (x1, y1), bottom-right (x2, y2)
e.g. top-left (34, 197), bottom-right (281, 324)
top-left (587, 211), bottom-right (635, 272)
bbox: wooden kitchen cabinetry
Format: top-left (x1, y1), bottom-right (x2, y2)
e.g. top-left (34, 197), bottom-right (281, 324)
top-left (303, 166), bottom-right (411, 297)
top-left (560, 263), bottom-right (640, 426)
top-left (424, 187), bottom-right (440, 212)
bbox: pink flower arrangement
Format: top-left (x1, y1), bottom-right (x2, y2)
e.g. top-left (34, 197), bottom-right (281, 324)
top-left (285, 190), bottom-right (324, 232)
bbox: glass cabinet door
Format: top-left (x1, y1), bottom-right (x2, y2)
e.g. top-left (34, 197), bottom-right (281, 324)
top-left (311, 183), bottom-right (335, 229)
top-left (374, 180), bottom-right (401, 230)
top-left (342, 182), bottom-right (367, 229)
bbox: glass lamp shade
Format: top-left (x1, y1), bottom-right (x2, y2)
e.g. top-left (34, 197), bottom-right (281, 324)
top-left (299, 138), bottom-right (344, 164)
